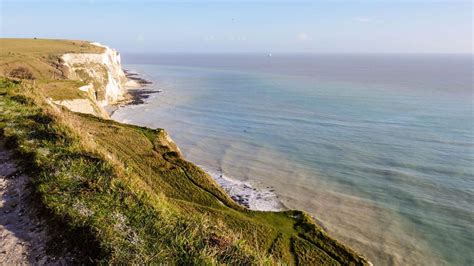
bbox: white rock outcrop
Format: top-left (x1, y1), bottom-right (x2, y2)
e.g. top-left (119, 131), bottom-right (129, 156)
top-left (54, 99), bottom-right (97, 115)
top-left (60, 42), bottom-right (133, 107)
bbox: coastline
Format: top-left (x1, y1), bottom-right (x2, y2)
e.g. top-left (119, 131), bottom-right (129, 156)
top-left (0, 38), bottom-right (370, 264)
top-left (112, 70), bottom-right (288, 212)
top-left (201, 165), bottom-right (286, 211)
top-left (107, 59), bottom-right (473, 266)
top-left (106, 70), bottom-right (160, 116)
top-left (109, 65), bottom-right (372, 264)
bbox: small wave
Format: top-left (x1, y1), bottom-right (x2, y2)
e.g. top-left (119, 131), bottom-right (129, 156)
top-left (200, 165), bottom-right (285, 211)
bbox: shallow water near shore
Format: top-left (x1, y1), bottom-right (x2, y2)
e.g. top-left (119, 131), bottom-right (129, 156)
top-left (112, 54), bottom-right (473, 265)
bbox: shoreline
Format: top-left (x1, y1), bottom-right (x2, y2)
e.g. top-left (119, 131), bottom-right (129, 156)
top-left (110, 66), bottom-right (368, 261)
top-left (112, 70), bottom-right (289, 212)
top-left (106, 70), bottom-right (160, 116)
top-left (202, 166), bottom-right (329, 230)
top-left (200, 166), bottom-right (286, 211)
top-left (0, 38), bottom-right (371, 265)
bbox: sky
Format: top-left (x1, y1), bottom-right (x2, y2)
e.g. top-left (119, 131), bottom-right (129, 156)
top-left (0, 0), bottom-right (472, 53)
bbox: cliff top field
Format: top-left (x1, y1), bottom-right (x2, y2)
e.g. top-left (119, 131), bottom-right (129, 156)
top-left (0, 38), bottom-right (369, 264)
top-left (0, 39), bottom-right (104, 102)
top-left (0, 38), bottom-right (103, 54)
top-left (0, 38), bottom-right (103, 77)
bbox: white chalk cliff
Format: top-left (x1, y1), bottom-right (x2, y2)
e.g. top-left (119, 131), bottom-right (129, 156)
top-left (56, 42), bottom-right (138, 117)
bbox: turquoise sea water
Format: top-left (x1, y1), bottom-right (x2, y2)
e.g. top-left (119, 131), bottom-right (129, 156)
top-left (113, 54), bottom-right (473, 265)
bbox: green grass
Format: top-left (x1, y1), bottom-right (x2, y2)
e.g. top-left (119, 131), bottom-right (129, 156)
top-left (0, 78), bottom-right (369, 264)
top-left (0, 38), bottom-right (369, 264)
top-left (0, 38), bottom-right (104, 55)
top-left (0, 38), bottom-right (103, 79)
top-left (0, 38), bottom-right (105, 102)
top-left (36, 79), bottom-right (89, 100)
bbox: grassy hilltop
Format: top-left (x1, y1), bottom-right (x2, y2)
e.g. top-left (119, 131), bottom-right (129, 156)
top-left (0, 38), bottom-right (104, 101)
top-left (0, 39), bottom-right (369, 264)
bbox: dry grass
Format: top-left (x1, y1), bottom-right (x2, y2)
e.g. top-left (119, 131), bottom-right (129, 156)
top-left (0, 38), bottom-right (370, 264)
top-left (0, 38), bottom-right (103, 56)
top-left (0, 78), bottom-right (369, 264)
top-left (0, 38), bottom-right (103, 101)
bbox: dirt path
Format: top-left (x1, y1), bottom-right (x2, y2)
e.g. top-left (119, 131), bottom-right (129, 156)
top-left (0, 138), bottom-right (67, 264)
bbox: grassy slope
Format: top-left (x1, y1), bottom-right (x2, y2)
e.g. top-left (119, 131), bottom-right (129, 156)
top-left (0, 39), bottom-right (369, 265)
top-left (0, 38), bottom-right (103, 100)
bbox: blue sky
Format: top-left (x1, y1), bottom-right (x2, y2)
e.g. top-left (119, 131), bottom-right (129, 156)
top-left (0, 0), bottom-right (472, 53)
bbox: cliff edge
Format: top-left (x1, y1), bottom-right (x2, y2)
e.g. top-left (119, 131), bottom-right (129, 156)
top-left (61, 42), bottom-right (135, 105)
top-left (0, 38), bottom-right (370, 265)
top-left (58, 42), bottom-right (140, 117)
top-left (0, 38), bottom-right (138, 118)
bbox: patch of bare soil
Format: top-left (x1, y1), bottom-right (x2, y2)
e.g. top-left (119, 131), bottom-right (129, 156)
top-left (0, 138), bottom-right (73, 264)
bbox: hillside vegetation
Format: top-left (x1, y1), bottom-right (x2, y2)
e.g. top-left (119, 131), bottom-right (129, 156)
top-left (0, 38), bottom-right (103, 78)
top-left (0, 39), bottom-right (369, 264)
top-left (0, 39), bottom-right (103, 101)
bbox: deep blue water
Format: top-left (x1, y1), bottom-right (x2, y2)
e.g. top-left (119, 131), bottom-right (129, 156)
top-left (113, 54), bottom-right (473, 265)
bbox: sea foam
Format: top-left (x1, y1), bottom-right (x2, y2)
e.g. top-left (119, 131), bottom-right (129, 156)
top-left (201, 166), bottom-right (285, 211)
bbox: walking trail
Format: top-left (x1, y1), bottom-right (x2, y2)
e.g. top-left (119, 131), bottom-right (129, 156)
top-left (0, 138), bottom-right (71, 264)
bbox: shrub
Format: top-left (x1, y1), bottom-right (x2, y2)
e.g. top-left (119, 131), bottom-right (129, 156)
top-left (9, 67), bottom-right (35, 80)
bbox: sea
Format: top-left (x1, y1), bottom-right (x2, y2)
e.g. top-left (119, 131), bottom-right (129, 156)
top-left (112, 53), bottom-right (473, 265)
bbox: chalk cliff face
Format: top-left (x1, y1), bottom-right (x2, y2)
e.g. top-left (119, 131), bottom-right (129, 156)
top-left (60, 42), bottom-right (134, 108)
